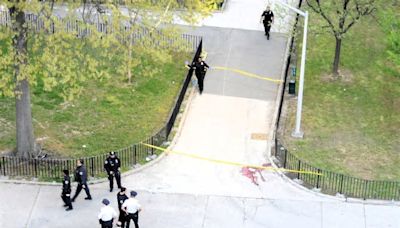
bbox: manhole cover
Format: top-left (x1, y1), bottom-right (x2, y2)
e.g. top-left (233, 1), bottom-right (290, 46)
top-left (251, 133), bottom-right (268, 140)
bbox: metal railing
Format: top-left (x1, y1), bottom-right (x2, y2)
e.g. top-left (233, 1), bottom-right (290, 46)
top-left (0, 10), bottom-right (201, 52)
top-left (272, 0), bottom-right (400, 201)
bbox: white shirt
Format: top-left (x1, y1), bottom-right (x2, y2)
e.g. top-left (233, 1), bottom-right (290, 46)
top-left (98, 205), bottom-right (117, 222)
top-left (122, 198), bottom-right (141, 214)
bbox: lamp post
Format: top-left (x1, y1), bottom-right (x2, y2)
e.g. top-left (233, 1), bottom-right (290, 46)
top-left (277, 1), bottom-right (308, 138)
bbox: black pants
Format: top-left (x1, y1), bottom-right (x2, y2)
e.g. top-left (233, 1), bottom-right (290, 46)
top-left (195, 73), bottom-right (205, 93)
top-left (118, 209), bottom-right (126, 227)
top-left (126, 212), bottom-right (139, 228)
top-left (72, 183), bottom-right (91, 200)
top-left (263, 22), bottom-right (271, 38)
top-left (100, 219), bottom-right (113, 228)
top-left (108, 172), bottom-right (122, 191)
top-left (61, 192), bottom-right (73, 209)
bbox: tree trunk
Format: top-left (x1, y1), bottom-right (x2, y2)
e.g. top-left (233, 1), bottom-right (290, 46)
top-left (13, 8), bottom-right (36, 158)
top-left (332, 37), bottom-right (342, 76)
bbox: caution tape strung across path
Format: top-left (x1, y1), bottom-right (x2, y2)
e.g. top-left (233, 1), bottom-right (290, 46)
top-left (211, 66), bottom-right (283, 84)
top-left (141, 143), bottom-right (322, 176)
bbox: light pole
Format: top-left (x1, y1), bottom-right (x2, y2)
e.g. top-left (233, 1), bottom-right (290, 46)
top-left (277, 1), bottom-right (308, 138)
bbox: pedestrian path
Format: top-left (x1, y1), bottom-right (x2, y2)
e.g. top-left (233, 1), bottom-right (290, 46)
top-left (174, 0), bottom-right (299, 33)
top-left (1, 1), bottom-right (400, 228)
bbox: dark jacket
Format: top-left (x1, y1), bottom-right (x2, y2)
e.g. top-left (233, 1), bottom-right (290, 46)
top-left (104, 156), bottom-right (121, 174)
top-left (62, 175), bottom-right (71, 194)
top-left (190, 61), bottom-right (209, 76)
top-left (117, 193), bottom-right (129, 210)
top-left (74, 165), bottom-right (87, 184)
top-left (261, 10), bottom-right (274, 24)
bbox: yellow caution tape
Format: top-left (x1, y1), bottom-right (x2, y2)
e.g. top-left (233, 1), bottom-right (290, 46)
top-left (141, 143), bottom-right (322, 176)
top-left (212, 66), bottom-right (283, 83)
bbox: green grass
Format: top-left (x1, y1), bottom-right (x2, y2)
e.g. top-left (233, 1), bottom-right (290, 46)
top-left (281, 6), bottom-right (400, 181)
top-left (0, 47), bottom-right (190, 157)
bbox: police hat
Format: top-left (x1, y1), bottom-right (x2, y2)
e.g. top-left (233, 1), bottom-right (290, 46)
top-left (63, 169), bottom-right (69, 175)
top-left (102, 198), bottom-right (110, 205)
top-left (110, 151), bottom-right (116, 156)
top-left (130, 191), bottom-right (137, 197)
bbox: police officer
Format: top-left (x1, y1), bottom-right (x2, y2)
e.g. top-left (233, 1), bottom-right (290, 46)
top-left (116, 187), bottom-right (129, 227)
top-left (61, 169), bottom-right (73, 211)
top-left (122, 191), bottom-right (142, 228)
top-left (104, 151), bottom-right (122, 192)
top-left (188, 57), bottom-right (209, 94)
top-left (260, 6), bottom-right (274, 40)
top-left (98, 198), bottom-right (118, 228)
top-left (72, 159), bottom-right (92, 202)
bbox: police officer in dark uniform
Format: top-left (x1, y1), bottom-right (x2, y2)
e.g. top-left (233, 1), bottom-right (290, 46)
top-left (72, 159), bottom-right (92, 202)
top-left (104, 151), bottom-right (122, 192)
top-left (116, 187), bottom-right (129, 227)
top-left (188, 57), bottom-right (209, 94)
top-left (61, 169), bottom-right (73, 211)
top-left (260, 6), bottom-right (274, 40)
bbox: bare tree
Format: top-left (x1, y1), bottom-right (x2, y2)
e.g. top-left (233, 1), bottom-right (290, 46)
top-left (305, 0), bottom-right (376, 76)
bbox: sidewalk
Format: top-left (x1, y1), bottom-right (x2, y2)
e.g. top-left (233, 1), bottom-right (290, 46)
top-left (1, 1), bottom-right (400, 228)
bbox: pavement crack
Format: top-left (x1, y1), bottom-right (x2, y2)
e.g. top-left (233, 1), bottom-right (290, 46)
top-left (25, 186), bottom-right (41, 228)
top-left (242, 199), bottom-right (247, 226)
top-left (363, 204), bottom-right (367, 228)
top-left (201, 195), bottom-right (210, 228)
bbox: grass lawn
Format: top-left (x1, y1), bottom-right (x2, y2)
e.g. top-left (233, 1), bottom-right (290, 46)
top-left (281, 6), bottom-right (400, 181)
top-left (0, 44), bottom-right (191, 157)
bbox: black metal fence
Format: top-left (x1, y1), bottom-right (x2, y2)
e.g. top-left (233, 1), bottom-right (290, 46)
top-left (0, 36), bottom-right (202, 181)
top-left (0, 10), bottom-right (201, 52)
top-left (272, 0), bottom-right (400, 201)
top-left (274, 146), bottom-right (400, 200)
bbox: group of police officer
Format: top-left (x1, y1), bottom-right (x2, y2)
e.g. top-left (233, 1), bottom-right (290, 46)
top-left (61, 151), bottom-right (131, 227)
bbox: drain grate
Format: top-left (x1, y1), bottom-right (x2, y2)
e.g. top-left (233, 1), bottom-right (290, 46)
top-left (250, 133), bottom-right (268, 140)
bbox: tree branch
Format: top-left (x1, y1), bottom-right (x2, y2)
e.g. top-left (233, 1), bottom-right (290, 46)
top-left (306, 0), bottom-right (338, 36)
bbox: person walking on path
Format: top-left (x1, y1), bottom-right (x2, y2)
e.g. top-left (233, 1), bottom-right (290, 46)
top-left (260, 6), bottom-right (274, 40)
top-left (72, 159), bottom-right (92, 202)
top-left (188, 57), bottom-right (209, 94)
top-left (98, 198), bottom-right (118, 228)
top-left (104, 151), bottom-right (122, 192)
top-left (116, 187), bottom-right (129, 227)
top-left (61, 169), bottom-right (73, 211)
top-left (122, 191), bottom-right (142, 228)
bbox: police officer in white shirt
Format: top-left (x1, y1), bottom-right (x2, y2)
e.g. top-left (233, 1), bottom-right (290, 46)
top-left (122, 191), bottom-right (142, 228)
top-left (98, 198), bottom-right (117, 228)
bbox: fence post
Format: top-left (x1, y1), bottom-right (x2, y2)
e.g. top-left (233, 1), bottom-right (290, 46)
top-left (2, 157), bottom-right (5, 176)
top-left (283, 148), bottom-right (288, 168)
top-left (363, 180), bottom-right (369, 200)
top-left (339, 174), bottom-right (344, 194)
top-left (134, 145), bottom-right (137, 165)
top-left (90, 157), bottom-right (94, 177)
top-left (297, 160), bottom-right (301, 179)
top-left (34, 159), bottom-right (38, 177)
top-left (316, 168), bottom-right (321, 189)
top-left (151, 137), bottom-right (154, 155)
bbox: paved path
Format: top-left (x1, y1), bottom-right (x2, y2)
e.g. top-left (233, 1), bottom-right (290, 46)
top-left (1, 1), bottom-right (400, 228)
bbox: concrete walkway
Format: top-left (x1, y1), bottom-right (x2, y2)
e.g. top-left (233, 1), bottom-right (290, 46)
top-left (1, 1), bottom-right (400, 228)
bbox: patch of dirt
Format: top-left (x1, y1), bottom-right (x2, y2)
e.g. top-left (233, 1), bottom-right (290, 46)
top-left (320, 69), bottom-right (354, 84)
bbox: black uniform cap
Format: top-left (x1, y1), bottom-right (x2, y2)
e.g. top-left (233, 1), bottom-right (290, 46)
top-left (102, 198), bottom-right (110, 205)
top-left (110, 151), bottom-right (116, 156)
top-left (130, 191), bottom-right (137, 197)
top-left (63, 169), bottom-right (69, 175)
